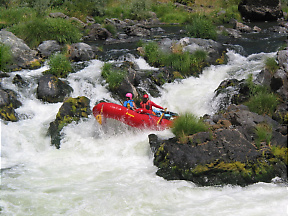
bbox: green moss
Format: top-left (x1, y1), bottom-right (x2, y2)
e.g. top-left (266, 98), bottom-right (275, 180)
top-left (271, 146), bottom-right (288, 165)
top-left (0, 104), bottom-right (18, 122)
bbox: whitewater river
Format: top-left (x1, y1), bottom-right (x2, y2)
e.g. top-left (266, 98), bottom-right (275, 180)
top-left (1, 51), bottom-right (287, 215)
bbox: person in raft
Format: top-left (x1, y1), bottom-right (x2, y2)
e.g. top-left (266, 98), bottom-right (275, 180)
top-left (138, 94), bottom-right (165, 116)
top-left (123, 92), bottom-right (137, 110)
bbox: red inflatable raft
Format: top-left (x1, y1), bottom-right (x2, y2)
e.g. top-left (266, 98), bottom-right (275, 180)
top-left (93, 102), bottom-right (173, 130)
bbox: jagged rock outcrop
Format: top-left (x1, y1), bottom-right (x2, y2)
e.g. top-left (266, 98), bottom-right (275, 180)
top-left (37, 74), bottom-right (73, 103)
top-left (48, 96), bottom-right (91, 148)
top-left (238, 0), bottom-right (283, 21)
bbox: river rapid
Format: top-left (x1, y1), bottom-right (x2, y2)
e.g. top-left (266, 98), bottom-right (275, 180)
top-left (1, 25), bottom-right (288, 215)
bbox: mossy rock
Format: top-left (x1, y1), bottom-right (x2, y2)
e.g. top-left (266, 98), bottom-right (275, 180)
top-left (150, 130), bottom-right (287, 186)
top-left (48, 96), bottom-right (91, 148)
top-left (0, 88), bottom-right (22, 122)
top-left (0, 104), bottom-right (18, 122)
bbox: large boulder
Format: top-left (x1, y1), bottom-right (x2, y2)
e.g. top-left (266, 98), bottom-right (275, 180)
top-left (0, 30), bottom-right (38, 70)
top-left (238, 0), bottom-right (283, 21)
top-left (37, 74), bottom-right (73, 103)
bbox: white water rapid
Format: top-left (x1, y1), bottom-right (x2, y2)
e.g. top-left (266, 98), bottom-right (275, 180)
top-left (1, 51), bottom-right (287, 215)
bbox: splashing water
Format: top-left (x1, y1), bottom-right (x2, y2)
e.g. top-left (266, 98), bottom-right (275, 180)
top-left (1, 51), bottom-right (287, 215)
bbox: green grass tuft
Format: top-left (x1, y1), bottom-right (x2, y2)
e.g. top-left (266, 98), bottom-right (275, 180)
top-left (185, 15), bottom-right (217, 40)
top-left (171, 113), bottom-right (209, 139)
top-left (101, 63), bottom-right (127, 90)
top-left (9, 18), bottom-right (82, 48)
top-left (47, 53), bottom-right (72, 78)
top-left (0, 43), bottom-right (13, 72)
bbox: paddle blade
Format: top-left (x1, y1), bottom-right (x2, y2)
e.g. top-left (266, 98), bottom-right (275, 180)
top-left (157, 108), bottom-right (167, 125)
top-left (96, 114), bottom-right (102, 125)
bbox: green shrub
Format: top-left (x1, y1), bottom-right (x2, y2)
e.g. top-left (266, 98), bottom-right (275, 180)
top-left (265, 57), bottom-right (279, 75)
top-left (162, 50), bottom-right (207, 76)
top-left (159, 12), bottom-right (188, 24)
top-left (129, 0), bottom-right (152, 20)
top-left (9, 18), bottom-right (82, 48)
top-left (246, 91), bottom-right (279, 116)
top-left (143, 41), bottom-right (164, 67)
top-left (101, 63), bottom-right (127, 90)
top-left (245, 74), bottom-right (279, 116)
top-left (62, 0), bottom-right (107, 19)
top-left (213, 5), bottom-right (242, 24)
top-left (185, 15), bottom-right (217, 40)
top-left (103, 23), bottom-right (117, 36)
top-left (10, 18), bottom-right (82, 48)
top-left (47, 53), bottom-right (72, 78)
top-left (152, 2), bottom-right (189, 24)
top-left (171, 113), bottom-right (209, 139)
top-left (255, 123), bottom-right (272, 148)
top-left (0, 6), bottom-right (36, 26)
top-left (0, 43), bottom-right (13, 72)
top-left (142, 41), bottom-right (207, 77)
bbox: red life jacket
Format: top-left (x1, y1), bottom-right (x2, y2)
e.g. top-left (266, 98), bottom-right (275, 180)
top-left (141, 100), bottom-right (152, 110)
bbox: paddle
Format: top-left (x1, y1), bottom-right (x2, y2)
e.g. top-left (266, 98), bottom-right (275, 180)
top-left (157, 108), bottom-right (167, 125)
top-left (96, 104), bottom-right (104, 125)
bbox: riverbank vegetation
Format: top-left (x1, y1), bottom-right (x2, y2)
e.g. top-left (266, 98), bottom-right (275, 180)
top-left (0, 0), bottom-right (245, 48)
top-left (245, 74), bottom-right (279, 117)
top-left (141, 41), bottom-right (208, 77)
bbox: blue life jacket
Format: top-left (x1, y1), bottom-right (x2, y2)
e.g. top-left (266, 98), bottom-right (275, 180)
top-left (123, 100), bottom-right (134, 109)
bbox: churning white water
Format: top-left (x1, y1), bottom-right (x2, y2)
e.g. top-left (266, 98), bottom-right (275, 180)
top-left (1, 51), bottom-right (287, 215)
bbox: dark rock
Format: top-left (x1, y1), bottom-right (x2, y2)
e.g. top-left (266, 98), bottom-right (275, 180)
top-left (238, 0), bottom-right (283, 21)
top-left (0, 89), bottom-right (10, 107)
top-left (12, 74), bottom-right (28, 87)
top-left (149, 127), bottom-right (287, 186)
top-left (277, 49), bottom-right (288, 71)
top-left (37, 74), bottom-right (73, 103)
top-left (124, 25), bottom-right (151, 37)
top-left (83, 24), bottom-right (112, 41)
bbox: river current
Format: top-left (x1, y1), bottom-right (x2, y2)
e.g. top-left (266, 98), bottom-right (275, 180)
top-left (1, 40), bottom-right (288, 214)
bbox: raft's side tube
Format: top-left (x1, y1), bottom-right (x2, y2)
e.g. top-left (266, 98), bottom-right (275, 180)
top-left (93, 102), bottom-right (172, 130)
